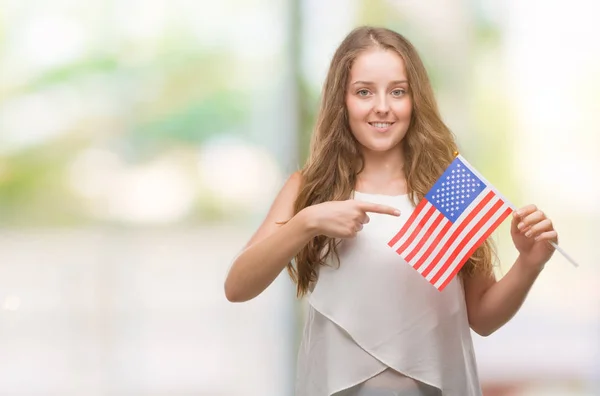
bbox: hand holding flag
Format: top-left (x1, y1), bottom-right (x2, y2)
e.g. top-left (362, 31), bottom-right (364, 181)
top-left (387, 154), bottom-right (577, 291)
top-left (510, 204), bottom-right (566, 270)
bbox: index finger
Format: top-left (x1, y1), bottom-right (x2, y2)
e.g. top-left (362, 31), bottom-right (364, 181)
top-left (356, 201), bottom-right (401, 216)
top-left (514, 204), bottom-right (538, 218)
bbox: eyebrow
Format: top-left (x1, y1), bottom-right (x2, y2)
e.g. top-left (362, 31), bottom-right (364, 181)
top-left (351, 80), bottom-right (408, 86)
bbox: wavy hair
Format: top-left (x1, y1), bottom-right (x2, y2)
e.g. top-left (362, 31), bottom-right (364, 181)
top-left (288, 26), bottom-right (494, 297)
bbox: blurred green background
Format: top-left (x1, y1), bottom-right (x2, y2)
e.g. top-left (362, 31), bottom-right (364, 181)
top-left (0, 0), bottom-right (598, 395)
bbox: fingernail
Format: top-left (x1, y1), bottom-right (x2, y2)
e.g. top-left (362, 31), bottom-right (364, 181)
top-left (517, 222), bottom-right (525, 230)
top-left (525, 231), bottom-right (532, 238)
top-left (394, 210), bottom-right (401, 216)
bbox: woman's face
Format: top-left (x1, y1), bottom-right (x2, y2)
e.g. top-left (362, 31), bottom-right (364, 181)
top-left (345, 48), bottom-right (413, 155)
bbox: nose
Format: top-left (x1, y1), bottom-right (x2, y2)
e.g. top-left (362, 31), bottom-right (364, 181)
top-left (374, 94), bottom-right (390, 114)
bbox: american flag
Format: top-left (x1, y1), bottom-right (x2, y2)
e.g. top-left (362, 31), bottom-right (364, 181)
top-left (388, 155), bottom-right (513, 291)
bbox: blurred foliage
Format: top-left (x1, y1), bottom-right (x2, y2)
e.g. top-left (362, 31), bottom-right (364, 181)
top-left (12, 56), bottom-right (120, 96)
top-left (0, 139), bottom-right (86, 226)
top-left (0, 0), bottom-right (515, 226)
top-left (0, 25), bottom-right (250, 225)
top-left (129, 89), bottom-right (248, 161)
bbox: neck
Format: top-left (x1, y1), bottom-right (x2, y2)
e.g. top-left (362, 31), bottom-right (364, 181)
top-left (356, 146), bottom-right (408, 195)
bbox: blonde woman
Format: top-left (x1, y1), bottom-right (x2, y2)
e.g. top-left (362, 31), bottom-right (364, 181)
top-left (224, 26), bottom-right (557, 396)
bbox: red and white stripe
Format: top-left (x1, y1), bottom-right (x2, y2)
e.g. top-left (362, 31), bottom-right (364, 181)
top-left (388, 187), bottom-right (512, 291)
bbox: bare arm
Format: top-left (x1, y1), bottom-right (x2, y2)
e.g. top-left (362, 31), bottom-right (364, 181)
top-left (224, 172), bottom-right (402, 303)
top-left (463, 258), bottom-right (542, 337)
top-left (464, 205), bottom-right (557, 336)
top-left (224, 172), bottom-right (313, 302)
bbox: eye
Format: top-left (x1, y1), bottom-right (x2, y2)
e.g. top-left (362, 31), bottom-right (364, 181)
top-left (391, 89), bottom-right (406, 97)
top-left (356, 89), bottom-right (371, 97)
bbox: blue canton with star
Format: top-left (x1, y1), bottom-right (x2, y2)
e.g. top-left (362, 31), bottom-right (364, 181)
top-left (425, 157), bottom-right (487, 222)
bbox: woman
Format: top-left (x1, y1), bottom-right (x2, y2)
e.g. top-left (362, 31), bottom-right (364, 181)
top-left (224, 26), bottom-right (557, 396)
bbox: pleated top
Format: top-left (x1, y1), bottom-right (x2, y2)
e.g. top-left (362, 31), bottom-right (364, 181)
top-left (295, 191), bottom-right (483, 396)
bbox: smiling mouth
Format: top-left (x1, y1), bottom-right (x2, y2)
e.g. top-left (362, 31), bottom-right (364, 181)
top-left (368, 122), bottom-right (395, 128)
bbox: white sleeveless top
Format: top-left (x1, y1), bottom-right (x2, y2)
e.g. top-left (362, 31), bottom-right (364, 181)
top-left (295, 191), bottom-right (482, 396)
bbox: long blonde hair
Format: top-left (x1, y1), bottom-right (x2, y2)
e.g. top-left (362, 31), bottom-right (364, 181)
top-left (288, 26), bottom-right (494, 297)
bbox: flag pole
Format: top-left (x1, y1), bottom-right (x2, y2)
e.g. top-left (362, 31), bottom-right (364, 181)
top-left (548, 242), bottom-right (579, 267)
top-left (453, 151), bottom-right (579, 268)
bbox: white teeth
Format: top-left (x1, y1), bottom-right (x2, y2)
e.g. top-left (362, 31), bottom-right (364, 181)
top-left (371, 122), bottom-right (392, 128)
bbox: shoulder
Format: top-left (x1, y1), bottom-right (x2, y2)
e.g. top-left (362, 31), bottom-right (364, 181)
top-left (288, 171), bottom-right (303, 189)
top-left (243, 171), bottom-right (304, 248)
top-left (277, 171), bottom-right (303, 205)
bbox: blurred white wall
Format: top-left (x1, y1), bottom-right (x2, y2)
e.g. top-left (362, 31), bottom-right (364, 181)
top-left (0, 227), bottom-right (296, 395)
